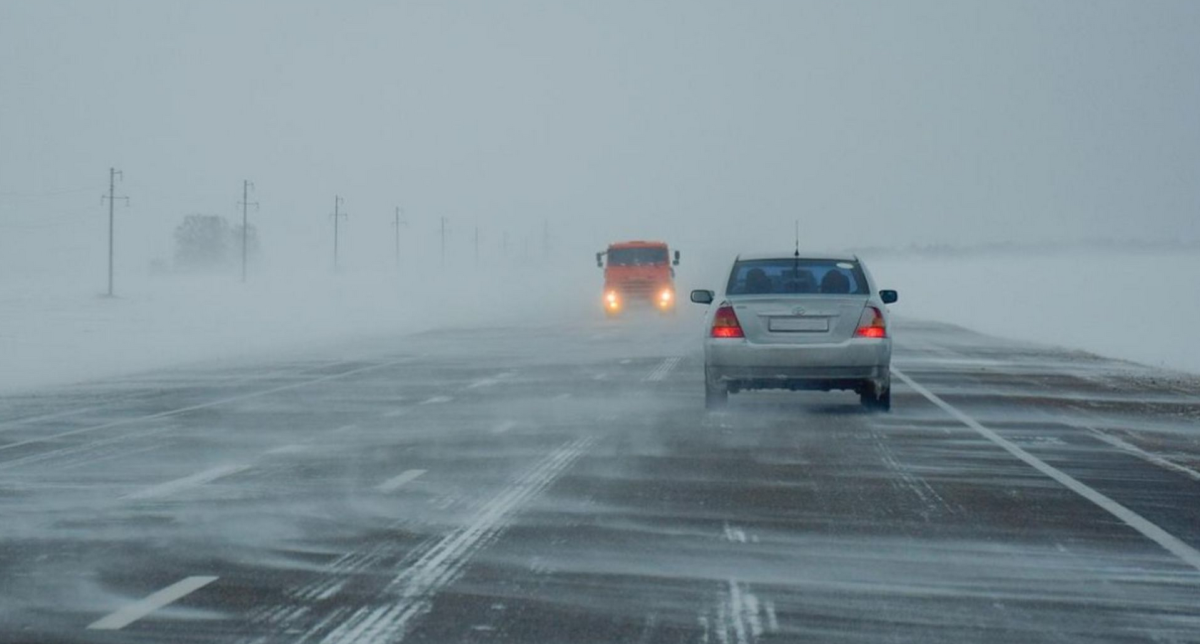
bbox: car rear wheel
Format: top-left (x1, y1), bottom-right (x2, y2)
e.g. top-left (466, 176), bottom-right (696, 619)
top-left (704, 371), bottom-right (728, 410)
top-left (859, 382), bottom-right (891, 412)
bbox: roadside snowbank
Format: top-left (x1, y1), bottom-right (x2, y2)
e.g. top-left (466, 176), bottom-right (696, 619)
top-left (867, 250), bottom-right (1200, 374)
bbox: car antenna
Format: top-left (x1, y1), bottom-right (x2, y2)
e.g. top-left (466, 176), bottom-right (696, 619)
top-left (794, 220), bottom-right (800, 258)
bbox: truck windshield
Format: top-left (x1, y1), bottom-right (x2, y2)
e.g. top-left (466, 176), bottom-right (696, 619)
top-left (608, 247), bottom-right (668, 266)
top-left (726, 259), bottom-right (869, 295)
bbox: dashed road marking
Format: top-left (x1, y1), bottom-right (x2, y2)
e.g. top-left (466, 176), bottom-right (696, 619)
top-left (382, 409), bottom-right (409, 418)
top-left (266, 444), bottom-right (309, 455)
top-left (318, 437), bottom-right (594, 644)
top-left (467, 372), bottom-right (518, 389)
top-left (125, 464), bottom-right (247, 500)
top-left (378, 469), bottom-right (427, 493)
top-left (491, 421), bottom-right (518, 434)
top-left (420, 396), bottom-right (453, 405)
top-left (552, 393), bottom-right (571, 401)
top-left (894, 367), bottom-right (1200, 574)
top-left (87, 576), bottom-right (218, 630)
top-left (644, 357), bottom-right (682, 382)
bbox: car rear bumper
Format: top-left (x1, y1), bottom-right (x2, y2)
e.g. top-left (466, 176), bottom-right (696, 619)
top-left (705, 338), bottom-right (890, 391)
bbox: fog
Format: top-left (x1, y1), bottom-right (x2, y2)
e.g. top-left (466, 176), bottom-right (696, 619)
top-left (3, 1), bottom-right (1200, 389)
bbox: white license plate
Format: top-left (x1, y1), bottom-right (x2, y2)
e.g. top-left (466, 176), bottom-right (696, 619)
top-left (769, 317), bottom-right (829, 332)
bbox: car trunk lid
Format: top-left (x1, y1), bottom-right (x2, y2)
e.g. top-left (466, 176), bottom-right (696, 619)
top-left (730, 296), bottom-right (867, 345)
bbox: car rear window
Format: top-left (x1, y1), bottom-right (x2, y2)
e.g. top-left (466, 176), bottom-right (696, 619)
top-left (726, 258), bottom-right (869, 295)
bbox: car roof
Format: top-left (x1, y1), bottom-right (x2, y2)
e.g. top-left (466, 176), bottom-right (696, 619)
top-left (734, 250), bottom-right (860, 262)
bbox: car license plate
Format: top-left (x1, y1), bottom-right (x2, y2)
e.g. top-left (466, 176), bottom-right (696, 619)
top-left (769, 317), bottom-right (828, 332)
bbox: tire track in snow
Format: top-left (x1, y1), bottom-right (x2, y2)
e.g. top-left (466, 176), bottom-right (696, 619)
top-left (869, 429), bottom-right (958, 518)
top-left (316, 436), bottom-right (594, 644)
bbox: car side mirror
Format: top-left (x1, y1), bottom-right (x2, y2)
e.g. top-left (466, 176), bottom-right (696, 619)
top-left (596, 252), bottom-right (604, 268)
top-left (880, 290), bottom-right (898, 304)
top-left (690, 289), bottom-right (714, 305)
top-left (673, 250), bottom-right (681, 266)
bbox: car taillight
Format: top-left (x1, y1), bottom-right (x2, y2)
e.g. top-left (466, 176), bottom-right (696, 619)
top-left (854, 306), bottom-right (887, 338)
top-left (711, 304), bottom-right (744, 338)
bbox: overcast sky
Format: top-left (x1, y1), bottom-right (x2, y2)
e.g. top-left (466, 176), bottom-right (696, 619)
top-left (2, 0), bottom-right (1198, 273)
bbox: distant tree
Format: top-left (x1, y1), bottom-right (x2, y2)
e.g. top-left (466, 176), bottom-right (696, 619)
top-left (174, 214), bottom-right (262, 272)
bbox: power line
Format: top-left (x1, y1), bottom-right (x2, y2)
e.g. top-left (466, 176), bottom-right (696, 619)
top-left (238, 180), bottom-right (259, 283)
top-left (0, 207), bottom-right (97, 229)
top-left (0, 185), bottom-right (104, 199)
top-left (100, 167), bottom-right (129, 297)
top-left (331, 196), bottom-right (348, 269)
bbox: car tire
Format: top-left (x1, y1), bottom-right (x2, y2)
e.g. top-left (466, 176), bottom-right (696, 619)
top-left (860, 382), bottom-right (891, 412)
top-left (704, 372), bottom-right (728, 410)
top-left (875, 385), bottom-right (892, 412)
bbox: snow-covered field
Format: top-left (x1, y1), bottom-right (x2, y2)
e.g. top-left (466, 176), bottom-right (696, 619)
top-left (0, 263), bottom-right (598, 394)
top-left (2, 249), bottom-right (1197, 394)
top-left (867, 250), bottom-right (1200, 374)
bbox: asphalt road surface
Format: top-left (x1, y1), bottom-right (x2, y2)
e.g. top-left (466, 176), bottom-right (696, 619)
top-left (2, 317), bottom-right (1199, 643)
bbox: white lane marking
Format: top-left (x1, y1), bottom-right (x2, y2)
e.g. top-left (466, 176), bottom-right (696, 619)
top-left (383, 409), bottom-right (409, 418)
top-left (332, 424), bottom-right (358, 434)
top-left (1083, 425), bottom-right (1200, 483)
top-left (894, 367), bottom-right (1200, 574)
top-left (125, 464), bottom-right (247, 500)
top-left (0, 358), bottom-right (413, 455)
top-left (87, 575), bottom-right (218, 630)
top-left (491, 421), bottom-right (518, 434)
top-left (592, 373), bottom-right (608, 381)
top-left (378, 469), bottom-right (427, 493)
top-left (265, 444), bottom-right (309, 455)
top-left (319, 437), bottom-right (594, 644)
top-left (552, 393), bottom-right (571, 401)
top-left (467, 371), bottom-right (518, 389)
top-left (419, 396), bottom-right (453, 405)
top-left (644, 356), bottom-right (682, 382)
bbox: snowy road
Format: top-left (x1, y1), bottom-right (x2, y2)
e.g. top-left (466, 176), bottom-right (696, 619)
top-left (1, 318), bottom-right (1199, 643)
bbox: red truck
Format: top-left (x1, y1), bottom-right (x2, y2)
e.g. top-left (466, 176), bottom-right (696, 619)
top-left (595, 241), bottom-right (680, 316)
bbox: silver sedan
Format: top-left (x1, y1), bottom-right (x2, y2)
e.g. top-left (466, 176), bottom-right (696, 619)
top-left (690, 252), bottom-right (898, 411)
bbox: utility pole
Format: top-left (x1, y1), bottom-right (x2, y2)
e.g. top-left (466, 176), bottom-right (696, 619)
top-left (238, 180), bottom-right (258, 283)
top-left (392, 207), bottom-right (407, 267)
top-left (332, 195), bottom-right (347, 269)
top-left (101, 167), bottom-right (128, 297)
top-left (440, 216), bottom-right (447, 267)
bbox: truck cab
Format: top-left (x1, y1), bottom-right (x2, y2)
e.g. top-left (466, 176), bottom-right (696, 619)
top-left (596, 241), bottom-right (680, 315)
